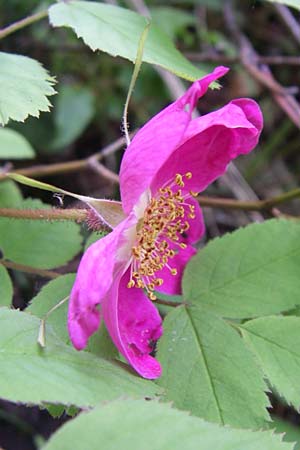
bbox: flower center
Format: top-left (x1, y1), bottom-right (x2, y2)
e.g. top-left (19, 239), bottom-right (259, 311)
top-left (127, 172), bottom-right (197, 300)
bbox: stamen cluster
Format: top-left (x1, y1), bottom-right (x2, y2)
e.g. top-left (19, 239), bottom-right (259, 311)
top-left (128, 172), bottom-right (197, 300)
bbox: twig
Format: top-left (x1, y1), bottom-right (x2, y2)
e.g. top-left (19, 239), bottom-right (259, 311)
top-left (87, 157), bottom-right (120, 184)
top-left (224, 0), bottom-right (300, 129)
top-left (274, 3), bottom-right (300, 47)
top-left (0, 135), bottom-right (127, 182)
top-left (1, 260), bottom-right (60, 278)
top-left (0, 10), bottom-right (48, 40)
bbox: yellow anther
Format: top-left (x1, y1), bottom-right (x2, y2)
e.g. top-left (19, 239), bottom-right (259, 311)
top-left (175, 174), bottom-right (184, 187)
top-left (149, 292), bottom-right (157, 301)
top-left (170, 268), bottom-right (177, 276)
top-left (180, 243), bottom-right (187, 249)
top-left (155, 278), bottom-right (163, 286)
top-left (127, 280), bottom-right (135, 288)
top-left (190, 190), bottom-right (198, 197)
top-left (185, 172), bottom-right (192, 179)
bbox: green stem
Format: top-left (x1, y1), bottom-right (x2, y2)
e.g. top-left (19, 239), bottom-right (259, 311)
top-left (0, 10), bottom-right (48, 40)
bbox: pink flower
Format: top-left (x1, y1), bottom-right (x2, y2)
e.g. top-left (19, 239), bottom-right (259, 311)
top-left (68, 66), bottom-right (263, 379)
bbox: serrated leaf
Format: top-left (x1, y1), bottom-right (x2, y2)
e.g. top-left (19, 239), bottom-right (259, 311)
top-left (0, 309), bottom-right (161, 407)
top-left (183, 220), bottom-right (300, 318)
top-left (42, 399), bottom-right (292, 450)
top-left (26, 274), bottom-right (118, 359)
top-left (27, 274), bottom-right (76, 343)
top-left (0, 180), bottom-right (22, 207)
top-left (242, 316), bottom-right (300, 410)
top-left (157, 306), bottom-right (269, 428)
top-left (0, 128), bottom-right (35, 159)
top-left (264, 0), bottom-right (300, 10)
top-left (48, 1), bottom-right (208, 82)
top-left (0, 265), bottom-right (13, 307)
top-left (0, 52), bottom-right (56, 126)
top-left (0, 198), bottom-right (83, 269)
top-left (50, 84), bottom-right (95, 151)
top-left (271, 417), bottom-right (300, 450)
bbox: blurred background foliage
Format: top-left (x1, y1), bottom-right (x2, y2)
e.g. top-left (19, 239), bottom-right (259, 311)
top-left (1, 0), bottom-right (300, 449)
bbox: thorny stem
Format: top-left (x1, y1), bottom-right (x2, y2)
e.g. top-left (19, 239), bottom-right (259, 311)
top-left (1, 187), bottom-right (300, 223)
top-left (0, 10), bottom-right (48, 40)
top-left (0, 260), bottom-right (60, 278)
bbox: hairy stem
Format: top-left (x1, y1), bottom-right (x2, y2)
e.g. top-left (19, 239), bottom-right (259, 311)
top-left (0, 10), bottom-right (48, 40)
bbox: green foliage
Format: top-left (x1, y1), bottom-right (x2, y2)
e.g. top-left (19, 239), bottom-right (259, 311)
top-left (0, 308), bottom-right (161, 407)
top-left (27, 274), bottom-right (118, 359)
top-left (49, 84), bottom-right (95, 151)
top-left (242, 316), bottom-right (300, 410)
top-left (42, 399), bottom-right (292, 450)
top-left (27, 274), bottom-right (76, 343)
top-left (150, 7), bottom-right (196, 39)
top-left (0, 128), bottom-right (35, 159)
top-left (183, 220), bottom-right (300, 318)
top-left (0, 265), bottom-right (13, 307)
top-left (271, 417), bottom-right (300, 450)
top-left (264, 0), bottom-right (300, 10)
top-left (0, 198), bottom-right (83, 269)
top-left (0, 52), bottom-right (56, 126)
top-left (48, 1), bottom-right (208, 82)
top-left (0, 180), bottom-right (22, 207)
top-left (157, 306), bottom-right (269, 428)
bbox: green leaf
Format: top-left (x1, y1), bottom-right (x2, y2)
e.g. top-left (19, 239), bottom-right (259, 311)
top-left (264, 0), bottom-right (300, 10)
top-left (183, 220), bottom-right (300, 318)
top-left (0, 198), bottom-right (83, 269)
top-left (242, 316), bottom-right (300, 410)
top-left (0, 265), bottom-right (13, 307)
top-left (50, 84), bottom-right (95, 151)
top-left (26, 274), bottom-right (118, 359)
top-left (0, 52), bottom-right (56, 126)
top-left (27, 274), bottom-right (76, 343)
top-left (0, 128), bottom-right (35, 159)
top-left (150, 7), bottom-right (196, 39)
top-left (42, 399), bottom-right (292, 450)
top-left (157, 306), bottom-right (269, 428)
top-left (0, 309), bottom-right (161, 407)
top-left (0, 180), bottom-right (22, 207)
top-left (48, 1), bottom-right (208, 82)
top-left (271, 417), bottom-right (300, 450)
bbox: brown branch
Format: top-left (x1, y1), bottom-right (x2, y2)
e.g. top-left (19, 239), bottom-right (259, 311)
top-left (0, 135), bottom-right (127, 181)
top-left (0, 10), bottom-right (48, 40)
top-left (1, 260), bottom-right (59, 279)
top-left (224, 0), bottom-right (300, 129)
top-left (275, 3), bottom-right (300, 47)
top-left (0, 208), bottom-right (88, 222)
top-left (1, 187), bottom-right (300, 222)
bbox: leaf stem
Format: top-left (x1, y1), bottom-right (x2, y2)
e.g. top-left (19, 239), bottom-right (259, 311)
top-left (0, 10), bottom-right (48, 40)
top-left (0, 260), bottom-right (60, 278)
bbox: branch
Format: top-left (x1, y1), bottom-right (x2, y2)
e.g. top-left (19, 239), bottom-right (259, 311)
top-left (1, 260), bottom-right (59, 279)
top-left (224, 0), bottom-right (300, 129)
top-left (0, 135), bottom-right (127, 181)
top-left (1, 188), bottom-right (300, 222)
top-left (0, 10), bottom-right (48, 40)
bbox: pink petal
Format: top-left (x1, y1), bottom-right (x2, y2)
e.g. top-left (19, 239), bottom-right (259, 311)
top-left (68, 216), bottom-right (135, 351)
top-left (156, 245), bottom-right (197, 295)
top-left (150, 99), bottom-right (263, 196)
top-left (102, 269), bottom-right (163, 379)
top-left (120, 66), bottom-right (229, 214)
